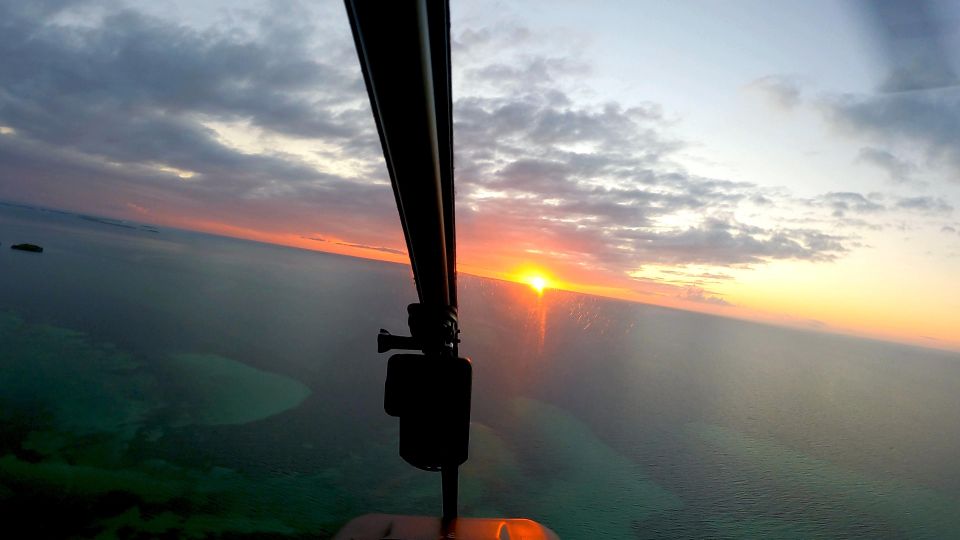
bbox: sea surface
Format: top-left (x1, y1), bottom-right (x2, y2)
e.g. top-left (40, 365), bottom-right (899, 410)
top-left (1, 202), bottom-right (959, 539)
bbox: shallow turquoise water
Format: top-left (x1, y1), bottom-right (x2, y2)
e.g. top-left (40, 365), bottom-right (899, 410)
top-left (1, 202), bottom-right (958, 538)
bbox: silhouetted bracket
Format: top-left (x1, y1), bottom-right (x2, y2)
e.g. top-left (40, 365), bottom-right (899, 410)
top-left (378, 302), bottom-right (460, 354)
top-left (378, 329), bottom-right (420, 354)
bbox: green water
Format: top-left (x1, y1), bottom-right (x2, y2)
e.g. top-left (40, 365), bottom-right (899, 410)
top-left (1, 203), bottom-right (959, 538)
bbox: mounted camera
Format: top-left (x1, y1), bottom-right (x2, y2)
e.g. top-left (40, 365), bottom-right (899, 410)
top-left (385, 353), bottom-right (472, 471)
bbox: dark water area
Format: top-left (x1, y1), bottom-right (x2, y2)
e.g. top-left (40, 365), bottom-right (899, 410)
top-left (1, 202), bottom-right (958, 539)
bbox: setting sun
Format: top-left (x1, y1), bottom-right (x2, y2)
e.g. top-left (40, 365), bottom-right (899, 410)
top-left (528, 275), bottom-right (548, 294)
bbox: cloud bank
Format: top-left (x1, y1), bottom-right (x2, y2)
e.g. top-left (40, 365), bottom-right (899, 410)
top-left (1, 0), bottom-right (955, 306)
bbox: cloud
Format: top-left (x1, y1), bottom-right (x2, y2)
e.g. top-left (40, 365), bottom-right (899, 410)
top-left (808, 192), bottom-right (952, 221)
top-left (303, 235), bottom-right (405, 256)
top-left (859, 0), bottom-right (959, 92)
top-left (678, 286), bottom-right (732, 306)
top-left (622, 219), bottom-right (847, 265)
top-left (895, 196), bottom-right (953, 213)
top-left (0, 2), bottom-right (908, 302)
top-left (814, 192), bottom-right (885, 217)
top-left (463, 56), bottom-right (590, 99)
top-left (804, 318), bottom-right (827, 330)
top-left (747, 75), bottom-right (802, 109)
top-left (857, 147), bottom-right (917, 183)
top-left (0, 1), bottom-right (417, 251)
top-left (0, 1), bottom-right (379, 191)
top-left (451, 44), bottom-right (852, 279)
top-left (824, 92), bottom-right (960, 178)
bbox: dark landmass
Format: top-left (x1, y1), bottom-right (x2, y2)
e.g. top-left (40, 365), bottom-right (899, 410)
top-left (11, 243), bottom-right (43, 253)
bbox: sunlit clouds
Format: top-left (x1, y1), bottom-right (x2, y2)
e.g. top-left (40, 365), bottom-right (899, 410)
top-left (0, 1), bottom-right (957, 350)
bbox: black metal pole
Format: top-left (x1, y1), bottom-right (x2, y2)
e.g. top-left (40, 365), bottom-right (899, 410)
top-left (441, 465), bottom-right (458, 521)
top-left (345, 0), bottom-right (462, 520)
top-left (344, 0), bottom-right (455, 310)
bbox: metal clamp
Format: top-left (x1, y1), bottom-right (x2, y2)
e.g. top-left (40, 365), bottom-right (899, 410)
top-left (378, 303), bottom-right (460, 355)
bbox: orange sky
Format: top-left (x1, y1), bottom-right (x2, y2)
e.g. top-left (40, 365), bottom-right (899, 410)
top-left (146, 210), bottom-right (960, 354)
top-left (1, 0), bottom-right (957, 355)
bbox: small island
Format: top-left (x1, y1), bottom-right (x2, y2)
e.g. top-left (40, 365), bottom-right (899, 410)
top-left (11, 243), bottom-right (43, 253)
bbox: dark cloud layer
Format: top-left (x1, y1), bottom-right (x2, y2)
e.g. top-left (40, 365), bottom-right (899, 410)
top-left (857, 147), bottom-right (917, 183)
top-left (3, 0), bottom-right (941, 304)
top-left (0, 1), bottom-right (408, 244)
top-left (816, 192), bottom-right (885, 217)
top-left (0, 1), bottom-right (372, 188)
top-left (304, 235), bottom-right (405, 256)
top-left (826, 91), bottom-right (960, 178)
top-left (811, 191), bottom-right (953, 218)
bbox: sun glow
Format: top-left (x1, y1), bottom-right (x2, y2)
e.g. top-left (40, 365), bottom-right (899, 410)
top-left (527, 275), bottom-right (548, 294)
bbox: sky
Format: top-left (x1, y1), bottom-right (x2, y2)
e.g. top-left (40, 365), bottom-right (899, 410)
top-left (0, 0), bottom-right (958, 351)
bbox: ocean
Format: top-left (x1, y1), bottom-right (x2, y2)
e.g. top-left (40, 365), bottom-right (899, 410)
top-left (1, 202), bottom-right (958, 539)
